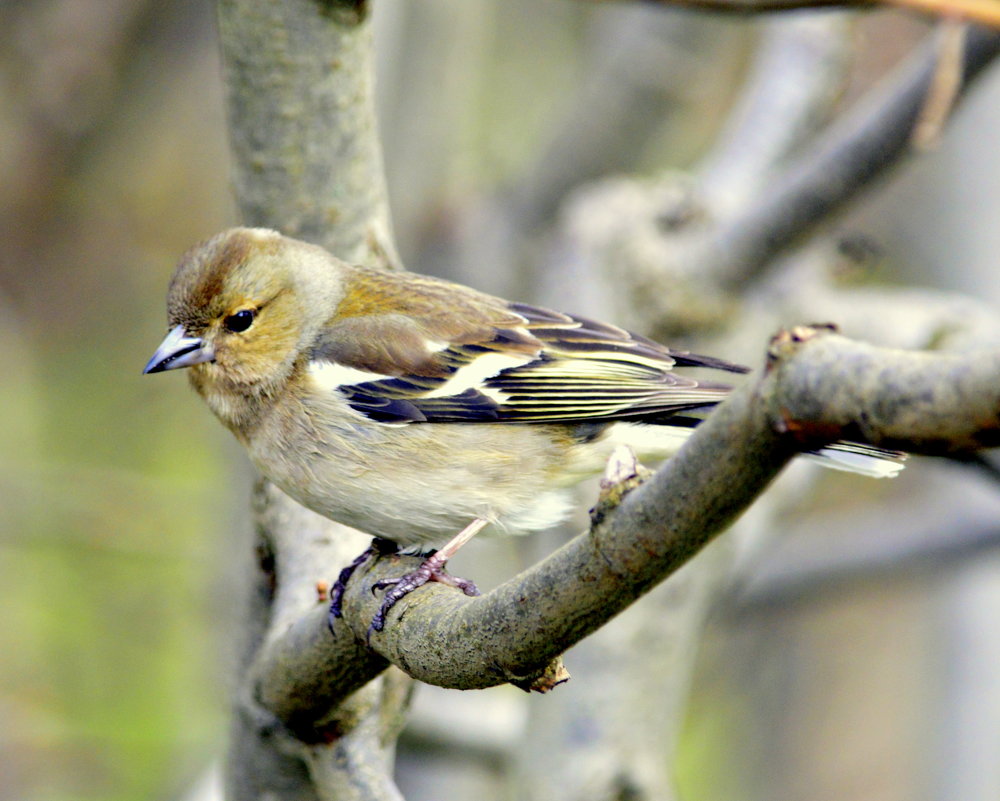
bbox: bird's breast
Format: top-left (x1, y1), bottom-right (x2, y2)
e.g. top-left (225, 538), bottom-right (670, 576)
top-left (245, 391), bottom-right (578, 545)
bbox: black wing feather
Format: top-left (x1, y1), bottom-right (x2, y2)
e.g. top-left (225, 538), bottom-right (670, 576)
top-left (322, 299), bottom-right (748, 424)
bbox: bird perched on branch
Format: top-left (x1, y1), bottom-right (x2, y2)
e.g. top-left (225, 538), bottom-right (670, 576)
top-left (144, 227), bottom-right (904, 631)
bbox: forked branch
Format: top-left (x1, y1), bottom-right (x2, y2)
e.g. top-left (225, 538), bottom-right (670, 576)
top-left (252, 326), bottom-right (1000, 734)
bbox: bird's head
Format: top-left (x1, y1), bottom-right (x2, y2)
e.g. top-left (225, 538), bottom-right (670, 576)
top-left (144, 227), bottom-right (345, 422)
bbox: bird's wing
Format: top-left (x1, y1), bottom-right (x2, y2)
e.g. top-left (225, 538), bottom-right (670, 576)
top-left (308, 271), bottom-right (748, 424)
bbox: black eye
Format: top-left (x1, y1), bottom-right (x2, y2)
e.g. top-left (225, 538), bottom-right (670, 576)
top-left (223, 309), bottom-right (256, 333)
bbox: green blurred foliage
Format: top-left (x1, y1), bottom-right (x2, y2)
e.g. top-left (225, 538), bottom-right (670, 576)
top-left (0, 1), bottom-right (236, 799)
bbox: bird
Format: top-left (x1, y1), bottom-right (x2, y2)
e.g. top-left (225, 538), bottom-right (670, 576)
top-left (144, 227), bottom-right (904, 631)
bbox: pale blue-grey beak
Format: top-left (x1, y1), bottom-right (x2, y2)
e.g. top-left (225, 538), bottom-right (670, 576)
top-left (143, 325), bottom-right (215, 374)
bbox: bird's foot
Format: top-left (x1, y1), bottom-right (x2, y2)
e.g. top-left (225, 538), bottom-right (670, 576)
top-left (327, 537), bottom-right (399, 633)
top-left (369, 550), bottom-right (480, 634)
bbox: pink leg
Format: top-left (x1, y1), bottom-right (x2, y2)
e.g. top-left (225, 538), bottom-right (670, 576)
top-left (369, 518), bottom-right (489, 633)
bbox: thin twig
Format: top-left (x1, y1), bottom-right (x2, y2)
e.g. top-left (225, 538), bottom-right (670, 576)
top-left (913, 19), bottom-right (969, 149)
top-left (589, 0), bottom-right (1000, 28)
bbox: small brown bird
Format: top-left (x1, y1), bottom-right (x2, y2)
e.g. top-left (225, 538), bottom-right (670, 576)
top-left (145, 228), bottom-right (903, 630)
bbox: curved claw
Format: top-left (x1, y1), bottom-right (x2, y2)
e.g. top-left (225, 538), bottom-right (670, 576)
top-left (327, 537), bottom-right (399, 635)
top-left (368, 552), bottom-right (480, 633)
top-left (372, 576), bottom-right (403, 594)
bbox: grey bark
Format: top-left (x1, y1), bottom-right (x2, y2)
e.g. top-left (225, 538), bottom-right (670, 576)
top-left (215, 1), bottom-right (407, 799)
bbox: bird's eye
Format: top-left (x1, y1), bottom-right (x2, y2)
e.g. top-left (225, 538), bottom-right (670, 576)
top-left (223, 309), bottom-right (256, 333)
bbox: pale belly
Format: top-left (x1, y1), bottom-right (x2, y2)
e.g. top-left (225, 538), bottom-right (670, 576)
top-left (247, 406), bottom-right (580, 547)
top-left (241, 388), bottom-right (693, 547)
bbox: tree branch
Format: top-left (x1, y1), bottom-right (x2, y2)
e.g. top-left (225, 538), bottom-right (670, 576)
top-left (700, 24), bottom-right (1000, 286)
top-left (217, 0), bottom-right (396, 266)
top-left (767, 326), bottom-right (1000, 452)
top-left (215, 1), bottom-right (406, 798)
top-left (250, 328), bottom-right (1000, 722)
top-left (885, 0), bottom-right (1000, 28)
top-left (541, 26), bottom-right (1000, 348)
top-left (697, 14), bottom-right (854, 214)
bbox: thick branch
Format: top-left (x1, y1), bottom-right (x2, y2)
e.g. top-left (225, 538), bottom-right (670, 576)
top-left (768, 327), bottom-right (1000, 452)
top-left (252, 329), bottom-right (1000, 717)
top-left (354, 378), bottom-right (793, 688)
top-left (252, 368), bottom-right (789, 718)
top-left (217, 0), bottom-right (396, 266)
top-left (252, 590), bottom-right (388, 739)
top-left (216, 1), bottom-right (405, 799)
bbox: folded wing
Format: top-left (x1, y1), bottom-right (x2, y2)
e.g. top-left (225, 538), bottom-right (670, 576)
top-left (309, 282), bottom-right (747, 424)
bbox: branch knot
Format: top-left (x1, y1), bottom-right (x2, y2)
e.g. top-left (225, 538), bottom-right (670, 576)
top-left (590, 445), bottom-right (653, 527)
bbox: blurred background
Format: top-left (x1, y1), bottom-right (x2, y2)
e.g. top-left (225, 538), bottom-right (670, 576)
top-left (2, 1), bottom-right (999, 800)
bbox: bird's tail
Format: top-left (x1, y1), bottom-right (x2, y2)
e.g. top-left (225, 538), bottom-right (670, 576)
top-left (804, 442), bottom-right (906, 478)
top-left (618, 416), bottom-right (907, 479)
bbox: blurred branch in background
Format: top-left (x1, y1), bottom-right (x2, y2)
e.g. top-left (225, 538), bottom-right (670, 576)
top-left (594, 0), bottom-right (1000, 28)
top-left (702, 24), bottom-right (1000, 287)
top-left (547, 22), bottom-right (1000, 344)
top-left (380, 2), bottom-right (751, 298)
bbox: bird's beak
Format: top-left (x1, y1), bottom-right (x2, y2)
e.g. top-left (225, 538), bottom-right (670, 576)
top-left (143, 325), bottom-right (215, 374)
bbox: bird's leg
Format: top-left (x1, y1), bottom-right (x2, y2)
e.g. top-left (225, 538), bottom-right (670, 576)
top-left (369, 518), bottom-right (489, 633)
top-left (328, 536), bottom-right (399, 632)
